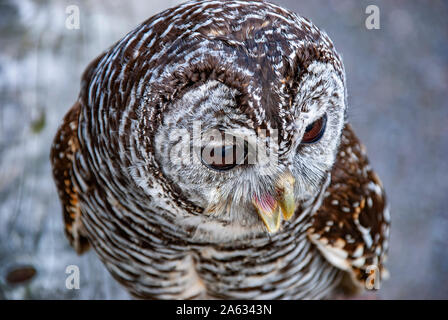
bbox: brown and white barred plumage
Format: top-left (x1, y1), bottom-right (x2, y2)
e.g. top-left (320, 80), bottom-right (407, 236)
top-left (50, 0), bottom-right (389, 299)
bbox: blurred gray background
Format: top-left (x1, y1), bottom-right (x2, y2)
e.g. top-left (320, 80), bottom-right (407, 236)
top-left (0, 0), bottom-right (447, 299)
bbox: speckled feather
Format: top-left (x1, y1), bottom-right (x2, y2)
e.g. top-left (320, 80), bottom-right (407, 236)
top-left (308, 124), bottom-right (389, 291)
top-left (50, 0), bottom-right (389, 299)
top-left (50, 101), bottom-right (90, 254)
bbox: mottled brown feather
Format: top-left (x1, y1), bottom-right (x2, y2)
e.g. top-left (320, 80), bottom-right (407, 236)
top-left (50, 101), bottom-right (90, 254)
top-left (308, 124), bottom-right (390, 292)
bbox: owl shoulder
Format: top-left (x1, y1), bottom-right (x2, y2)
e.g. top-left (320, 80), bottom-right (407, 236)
top-left (307, 124), bottom-right (390, 294)
top-left (50, 101), bottom-right (90, 254)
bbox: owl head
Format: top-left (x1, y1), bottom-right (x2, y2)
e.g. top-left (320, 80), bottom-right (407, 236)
top-left (102, 1), bottom-right (347, 239)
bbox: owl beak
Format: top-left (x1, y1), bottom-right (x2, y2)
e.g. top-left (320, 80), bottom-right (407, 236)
top-left (276, 172), bottom-right (296, 221)
top-left (252, 172), bottom-right (296, 233)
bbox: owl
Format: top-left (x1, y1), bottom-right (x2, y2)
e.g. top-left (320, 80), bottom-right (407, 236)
top-left (50, 0), bottom-right (390, 299)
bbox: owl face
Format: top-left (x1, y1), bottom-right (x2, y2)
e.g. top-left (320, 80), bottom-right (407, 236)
top-left (154, 65), bottom-right (346, 235)
top-left (128, 0), bottom-right (348, 236)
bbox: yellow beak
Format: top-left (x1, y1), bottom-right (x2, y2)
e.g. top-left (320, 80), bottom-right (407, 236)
top-left (252, 172), bottom-right (296, 233)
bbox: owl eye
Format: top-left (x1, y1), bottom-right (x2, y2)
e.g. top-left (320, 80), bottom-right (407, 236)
top-left (201, 142), bottom-right (248, 171)
top-left (301, 115), bottom-right (327, 144)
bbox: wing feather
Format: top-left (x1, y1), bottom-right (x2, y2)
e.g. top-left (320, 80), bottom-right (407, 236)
top-left (50, 101), bottom-right (90, 254)
top-left (308, 124), bottom-right (390, 293)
